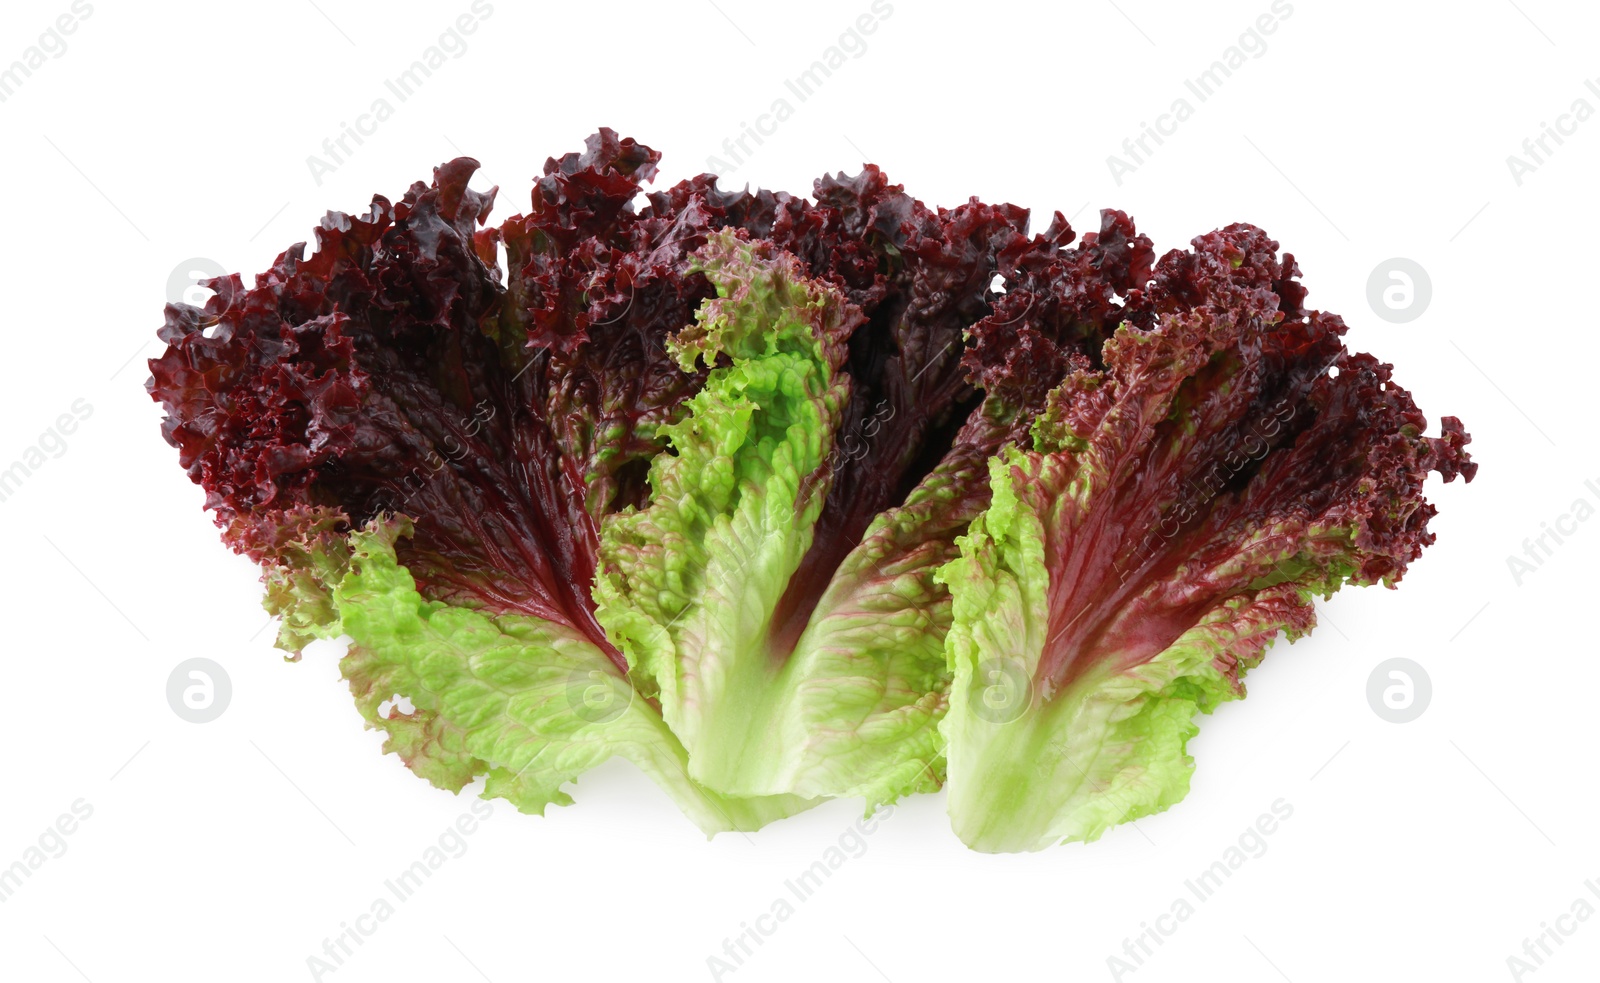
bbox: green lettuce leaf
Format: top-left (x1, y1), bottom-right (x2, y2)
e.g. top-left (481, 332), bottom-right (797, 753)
top-left (936, 225), bottom-right (1474, 852)
top-left (597, 231), bottom-right (978, 806)
top-left (333, 517), bottom-right (815, 834)
top-left (937, 452), bottom-right (1314, 851)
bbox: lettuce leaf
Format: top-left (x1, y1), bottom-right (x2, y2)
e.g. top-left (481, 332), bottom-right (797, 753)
top-left (937, 225), bottom-right (1475, 851)
top-left (591, 199), bottom-right (1131, 806)
top-left (596, 230), bottom-right (937, 805)
top-left (148, 134), bottom-right (822, 832)
top-left (334, 517), bottom-right (809, 829)
top-left (149, 131), bottom-right (1475, 848)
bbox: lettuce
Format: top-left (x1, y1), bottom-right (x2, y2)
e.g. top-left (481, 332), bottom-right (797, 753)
top-left (594, 208), bottom-right (1158, 807)
top-left (594, 230), bottom-right (965, 807)
top-left (937, 225), bottom-right (1476, 851)
top-left (149, 133), bottom-right (825, 831)
top-left (148, 132), bottom-right (1473, 849)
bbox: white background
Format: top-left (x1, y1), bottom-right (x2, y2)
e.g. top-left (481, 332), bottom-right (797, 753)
top-left (0, 1), bottom-right (1594, 980)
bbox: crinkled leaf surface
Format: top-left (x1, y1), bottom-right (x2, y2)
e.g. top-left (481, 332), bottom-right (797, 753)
top-left (938, 225), bottom-right (1475, 852)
